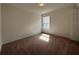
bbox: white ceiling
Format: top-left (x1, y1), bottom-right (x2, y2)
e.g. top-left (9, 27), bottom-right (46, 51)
top-left (5, 3), bottom-right (75, 14)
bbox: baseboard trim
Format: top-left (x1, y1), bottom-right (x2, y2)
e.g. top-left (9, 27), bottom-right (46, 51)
top-left (2, 32), bottom-right (41, 45)
top-left (42, 32), bottom-right (79, 44)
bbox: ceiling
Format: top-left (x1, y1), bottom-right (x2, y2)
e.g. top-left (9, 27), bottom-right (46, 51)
top-left (5, 3), bottom-right (75, 14)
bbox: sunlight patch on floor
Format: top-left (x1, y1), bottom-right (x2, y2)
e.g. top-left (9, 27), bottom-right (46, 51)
top-left (39, 33), bottom-right (50, 42)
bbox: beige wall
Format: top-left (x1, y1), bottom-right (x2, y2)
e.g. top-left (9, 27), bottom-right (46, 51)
top-left (78, 8), bottom-right (79, 36)
top-left (78, 8), bottom-right (79, 40)
top-left (42, 6), bottom-right (75, 40)
top-left (2, 4), bottom-right (41, 44)
top-left (0, 4), bottom-right (2, 51)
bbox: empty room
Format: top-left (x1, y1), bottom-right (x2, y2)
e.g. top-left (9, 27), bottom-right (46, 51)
top-left (0, 3), bottom-right (79, 55)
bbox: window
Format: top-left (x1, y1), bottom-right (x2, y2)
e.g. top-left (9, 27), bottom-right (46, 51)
top-left (42, 16), bottom-right (50, 33)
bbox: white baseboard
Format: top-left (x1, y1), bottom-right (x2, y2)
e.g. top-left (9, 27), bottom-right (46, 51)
top-left (2, 31), bottom-right (41, 44)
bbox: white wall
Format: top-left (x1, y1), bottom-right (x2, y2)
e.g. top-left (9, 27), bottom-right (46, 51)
top-left (2, 4), bottom-right (41, 44)
top-left (42, 6), bottom-right (75, 40)
top-left (0, 4), bottom-right (2, 51)
top-left (77, 8), bottom-right (79, 40)
top-left (73, 4), bottom-right (79, 41)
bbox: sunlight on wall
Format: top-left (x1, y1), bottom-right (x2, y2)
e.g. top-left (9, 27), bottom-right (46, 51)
top-left (39, 34), bottom-right (50, 42)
